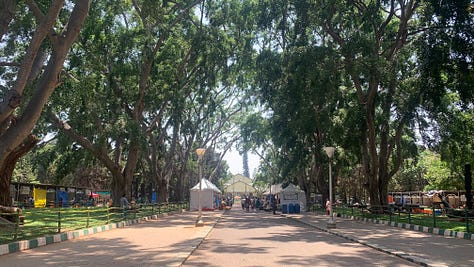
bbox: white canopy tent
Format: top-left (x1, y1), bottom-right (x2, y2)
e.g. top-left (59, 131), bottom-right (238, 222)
top-left (280, 183), bottom-right (306, 213)
top-left (190, 179), bottom-right (221, 211)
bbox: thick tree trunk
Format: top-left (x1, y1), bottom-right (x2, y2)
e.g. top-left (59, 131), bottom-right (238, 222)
top-left (0, 0), bottom-right (90, 206)
top-left (0, 135), bottom-right (38, 206)
top-left (156, 177), bottom-right (168, 203)
top-left (175, 169), bottom-right (186, 201)
top-left (111, 173), bottom-right (127, 207)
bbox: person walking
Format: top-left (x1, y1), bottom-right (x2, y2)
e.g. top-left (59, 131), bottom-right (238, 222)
top-left (271, 195), bottom-right (277, 215)
top-left (325, 198), bottom-right (331, 215)
top-left (245, 197), bottom-right (251, 212)
top-left (120, 194), bottom-right (130, 209)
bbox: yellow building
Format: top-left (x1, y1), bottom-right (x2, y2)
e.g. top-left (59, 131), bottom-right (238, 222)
top-left (224, 174), bottom-right (256, 196)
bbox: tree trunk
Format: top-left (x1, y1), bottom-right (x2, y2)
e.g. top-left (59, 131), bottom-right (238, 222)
top-left (0, 134), bottom-right (38, 206)
top-left (156, 177), bottom-right (168, 203)
top-left (175, 167), bottom-right (187, 202)
top-left (0, 1), bottom-right (90, 205)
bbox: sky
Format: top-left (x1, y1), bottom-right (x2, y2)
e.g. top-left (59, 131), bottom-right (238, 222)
top-left (223, 150), bottom-right (260, 178)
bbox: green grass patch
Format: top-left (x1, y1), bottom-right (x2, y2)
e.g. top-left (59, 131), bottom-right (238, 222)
top-left (336, 207), bottom-right (473, 234)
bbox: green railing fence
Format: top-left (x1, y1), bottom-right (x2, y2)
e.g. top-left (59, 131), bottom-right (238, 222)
top-left (309, 203), bottom-right (473, 234)
top-left (0, 202), bottom-right (188, 245)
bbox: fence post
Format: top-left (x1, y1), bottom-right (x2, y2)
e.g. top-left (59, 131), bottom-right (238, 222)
top-left (389, 206), bottom-right (393, 223)
top-left (86, 207), bottom-right (90, 228)
top-left (57, 211), bottom-right (62, 233)
top-left (432, 206), bottom-right (436, 228)
top-left (106, 207), bottom-right (110, 224)
top-left (466, 208), bottom-right (469, 233)
top-left (14, 209), bottom-right (20, 240)
top-left (408, 207), bottom-right (411, 225)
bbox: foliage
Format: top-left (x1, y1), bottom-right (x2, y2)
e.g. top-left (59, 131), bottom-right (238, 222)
top-left (419, 149), bottom-right (462, 191)
top-left (2, 0), bottom-right (472, 207)
top-left (0, 0), bottom-right (91, 206)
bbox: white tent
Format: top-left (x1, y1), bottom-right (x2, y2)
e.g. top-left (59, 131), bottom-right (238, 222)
top-left (190, 179), bottom-right (221, 211)
top-left (263, 183), bottom-right (283, 195)
top-left (279, 183), bottom-right (306, 213)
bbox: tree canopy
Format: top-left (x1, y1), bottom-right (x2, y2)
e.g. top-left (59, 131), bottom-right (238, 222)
top-left (1, 0), bottom-right (472, 207)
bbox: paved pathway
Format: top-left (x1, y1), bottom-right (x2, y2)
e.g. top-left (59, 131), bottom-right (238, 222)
top-left (0, 212), bottom-right (222, 267)
top-left (183, 208), bottom-right (417, 267)
top-left (289, 213), bottom-right (474, 267)
top-left (1, 206), bottom-right (473, 266)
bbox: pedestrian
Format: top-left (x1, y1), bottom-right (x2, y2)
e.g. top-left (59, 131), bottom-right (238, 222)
top-left (245, 197), bottom-right (251, 212)
top-left (271, 195), bottom-right (277, 215)
top-left (326, 198), bottom-right (331, 215)
top-left (256, 198), bottom-right (261, 212)
top-left (120, 194), bottom-right (130, 209)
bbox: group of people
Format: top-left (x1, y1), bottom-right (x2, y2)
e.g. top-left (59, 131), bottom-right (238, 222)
top-left (241, 195), bottom-right (263, 212)
top-left (241, 194), bottom-right (278, 214)
top-left (220, 196), bottom-right (233, 210)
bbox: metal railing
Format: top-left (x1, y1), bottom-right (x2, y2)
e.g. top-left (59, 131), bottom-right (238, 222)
top-left (0, 202), bottom-right (188, 245)
top-left (308, 204), bottom-right (474, 234)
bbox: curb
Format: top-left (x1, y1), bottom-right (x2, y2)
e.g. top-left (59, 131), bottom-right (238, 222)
top-left (285, 215), bottom-right (437, 267)
top-left (338, 213), bottom-right (474, 241)
top-left (177, 210), bottom-right (226, 266)
top-left (0, 211), bottom-right (179, 256)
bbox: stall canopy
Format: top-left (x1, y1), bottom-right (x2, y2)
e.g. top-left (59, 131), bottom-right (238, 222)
top-left (280, 183), bottom-right (306, 213)
top-left (264, 183), bottom-right (283, 195)
top-left (190, 179), bottom-right (221, 211)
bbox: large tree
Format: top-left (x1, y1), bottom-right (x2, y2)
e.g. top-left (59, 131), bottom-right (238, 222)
top-left (47, 0), bottom-right (206, 205)
top-left (253, 0), bottom-right (446, 209)
top-left (312, 0), bottom-right (426, 208)
top-left (47, 0), bottom-right (255, 205)
top-left (0, 0), bottom-right (90, 206)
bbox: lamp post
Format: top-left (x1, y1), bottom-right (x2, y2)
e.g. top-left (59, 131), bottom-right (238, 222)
top-left (195, 148), bottom-right (206, 227)
top-left (323, 146), bottom-right (336, 229)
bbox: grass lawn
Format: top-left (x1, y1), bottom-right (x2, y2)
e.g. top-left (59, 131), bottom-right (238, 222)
top-left (336, 206), bottom-right (474, 234)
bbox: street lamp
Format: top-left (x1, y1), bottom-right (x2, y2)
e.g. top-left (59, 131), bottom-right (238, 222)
top-left (195, 148), bottom-right (206, 227)
top-left (323, 146), bottom-right (336, 229)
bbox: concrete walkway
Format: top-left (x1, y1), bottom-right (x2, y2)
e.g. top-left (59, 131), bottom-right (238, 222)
top-left (183, 208), bottom-right (418, 266)
top-left (0, 211), bottom-right (223, 267)
top-left (287, 213), bottom-right (474, 267)
top-left (0, 208), bottom-right (473, 266)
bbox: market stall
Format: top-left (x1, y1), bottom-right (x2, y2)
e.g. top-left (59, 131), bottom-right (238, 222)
top-left (190, 179), bottom-right (221, 211)
top-left (280, 183), bottom-right (306, 213)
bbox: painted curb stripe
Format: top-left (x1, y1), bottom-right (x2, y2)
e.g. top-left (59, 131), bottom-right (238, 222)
top-left (0, 211), bottom-right (182, 256)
